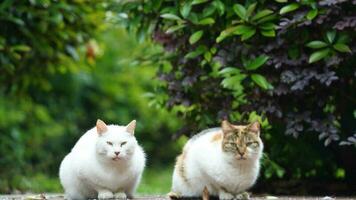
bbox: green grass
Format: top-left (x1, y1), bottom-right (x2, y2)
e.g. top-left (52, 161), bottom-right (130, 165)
top-left (137, 165), bottom-right (174, 195)
top-left (1, 174), bottom-right (63, 193)
top-left (2, 166), bottom-right (173, 194)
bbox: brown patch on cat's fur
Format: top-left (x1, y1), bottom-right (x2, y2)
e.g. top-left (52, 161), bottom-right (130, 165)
top-left (211, 131), bottom-right (222, 143)
top-left (175, 151), bottom-right (189, 185)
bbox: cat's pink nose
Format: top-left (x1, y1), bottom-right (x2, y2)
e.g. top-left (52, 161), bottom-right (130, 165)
top-left (114, 151), bottom-right (120, 156)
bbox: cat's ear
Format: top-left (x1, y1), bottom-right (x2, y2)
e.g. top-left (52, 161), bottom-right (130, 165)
top-left (96, 119), bottom-right (108, 135)
top-left (248, 121), bottom-right (260, 135)
top-left (126, 120), bottom-right (136, 135)
top-left (221, 120), bottom-right (234, 133)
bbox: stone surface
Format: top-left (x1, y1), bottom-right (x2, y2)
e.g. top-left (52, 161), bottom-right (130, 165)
top-left (0, 194), bottom-right (354, 200)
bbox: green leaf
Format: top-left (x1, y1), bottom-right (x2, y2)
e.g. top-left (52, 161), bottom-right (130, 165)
top-left (161, 13), bottom-right (183, 21)
top-left (192, 0), bottom-right (209, 5)
top-left (216, 35), bottom-right (226, 43)
top-left (213, 0), bottom-right (225, 16)
top-left (233, 4), bottom-right (247, 20)
top-left (336, 34), bottom-right (349, 44)
top-left (326, 31), bottom-right (336, 43)
top-left (202, 4), bottom-right (216, 18)
top-left (189, 30), bottom-right (204, 44)
top-left (188, 12), bottom-right (199, 24)
top-left (219, 67), bottom-right (241, 75)
top-left (306, 41), bottom-right (328, 49)
top-left (216, 26), bottom-right (239, 43)
top-left (256, 14), bottom-right (277, 24)
top-left (204, 51), bottom-right (212, 61)
top-left (306, 9), bottom-right (318, 20)
top-left (233, 25), bottom-right (254, 35)
top-left (279, 3), bottom-right (300, 15)
top-left (210, 47), bottom-right (217, 54)
top-left (221, 76), bottom-right (241, 90)
top-left (4, 16), bottom-right (24, 26)
top-left (198, 18), bottom-right (215, 25)
top-left (333, 43), bottom-right (352, 53)
top-left (246, 3), bottom-right (257, 19)
top-left (251, 74), bottom-right (273, 90)
top-left (275, 0), bottom-right (287, 2)
top-left (166, 24), bottom-right (186, 34)
top-left (308, 49), bottom-right (330, 63)
top-left (185, 45), bottom-right (207, 59)
top-left (180, 2), bottom-right (192, 18)
top-left (221, 74), bottom-right (247, 90)
top-left (241, 28), bottom-right (256, 41)
top-left (252, 9), bottom-right (274, 22)
top-left (259, 22), bottom-right (275, 30)
top-left (11, 45), bottom-right (31, 52)
top-left (261, 29), bottom-right (275, 37)
top-left (245, 55), bottom-right (269, 70)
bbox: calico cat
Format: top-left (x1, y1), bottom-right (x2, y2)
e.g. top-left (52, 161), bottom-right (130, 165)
top-left (59, 119), bottom-right (145, 200)
top-left (169, 120), bottom-right (263, 199)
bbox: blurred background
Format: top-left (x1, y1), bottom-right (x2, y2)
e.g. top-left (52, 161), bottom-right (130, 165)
top-left (0, 0), bottom-right (355, 196)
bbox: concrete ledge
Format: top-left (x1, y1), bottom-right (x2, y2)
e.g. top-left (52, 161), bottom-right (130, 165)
top-left (0, 194), bottom-right (354, 200)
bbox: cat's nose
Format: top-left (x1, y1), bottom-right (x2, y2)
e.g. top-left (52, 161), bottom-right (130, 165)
top-left (237, 153), bottom-right (246, 160)
top-left (114, 151), bottom-right (120, 156)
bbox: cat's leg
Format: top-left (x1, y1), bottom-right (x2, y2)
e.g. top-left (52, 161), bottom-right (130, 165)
top-left (60, 155), bottom-right (88, 200)
top-left (169, 168), bottom-right (186, 199)
top-left (98, 189), bottom-right (114, 199)
top-left (234, 191), bottom-right (250, 200)
top-left (170, 169), bottom-right (205, 198)
top-left (63, 181), bottom-right (88, 200)
top-left (113, 192), bottom-right (127, 199)
top-left (167, 191), bottom-right (180, 199)
top-left (124, 173), bottom-right (142, 199)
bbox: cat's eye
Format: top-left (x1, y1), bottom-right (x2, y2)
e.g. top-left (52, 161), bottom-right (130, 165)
top-left (106, 141), bottom-right (113, 146)
top-left (246, 142), bottom-right (258, 148)
top-left (120, 141), bottom-right (127, 147)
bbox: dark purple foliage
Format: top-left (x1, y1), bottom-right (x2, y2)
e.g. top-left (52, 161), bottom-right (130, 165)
top-left (120, 0), bottom-right (356, 147)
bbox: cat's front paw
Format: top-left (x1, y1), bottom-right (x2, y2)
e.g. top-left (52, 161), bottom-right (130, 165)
top-left (98, 190), bottom-right (114, 199)
top-left (114, 192), bottom-right (127, 199)
top-left (167, 191), bottom-right (180, 199)
top-left (235, 192), bottom-right (250, 200)
top-left (219, 191), bottom-right (234, 200)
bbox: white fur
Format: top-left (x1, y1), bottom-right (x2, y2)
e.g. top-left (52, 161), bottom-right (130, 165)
top-left (59, 123), bottom-right (145, 200)
top-left (171, 128), bottom-right (263, 199)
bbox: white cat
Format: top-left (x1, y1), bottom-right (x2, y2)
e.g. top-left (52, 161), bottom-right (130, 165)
top-left (169, 120), bottom-right (263, 199)
top-left (59, 119), bottom-right (146, 200)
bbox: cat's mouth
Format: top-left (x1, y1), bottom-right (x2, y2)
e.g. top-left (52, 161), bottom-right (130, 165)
top-left (236, 155), bottom-right (247, 160)
top-left (112, 156), bottom-right (121, 161)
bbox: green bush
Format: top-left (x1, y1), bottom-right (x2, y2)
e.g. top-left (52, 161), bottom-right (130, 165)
top-left (0, 0), bottom-right (106, 192)
top-left (0, 0), bottom-right (106, 92)
top-left (0, 0), bottom-right (181, 192)
top-left (118, 0), bottom-right (356, 188)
